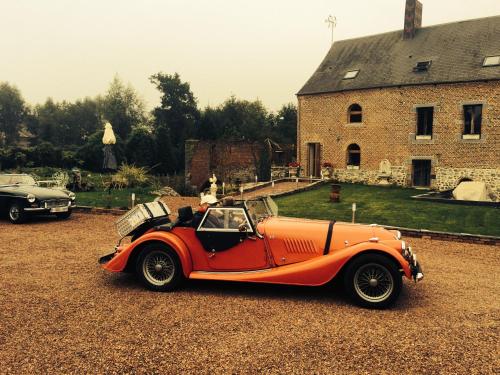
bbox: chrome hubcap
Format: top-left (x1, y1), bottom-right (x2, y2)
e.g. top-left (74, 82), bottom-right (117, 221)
top-left (9, 206), bottom-right (20, 220)
top-left (143, 251), bottom-right (175, 286)
top-left (354, 263), bottom-right (394, 303)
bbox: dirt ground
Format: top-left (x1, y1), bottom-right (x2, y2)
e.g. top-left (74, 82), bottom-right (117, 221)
top-left (0, 213), bottom-right (499, 374)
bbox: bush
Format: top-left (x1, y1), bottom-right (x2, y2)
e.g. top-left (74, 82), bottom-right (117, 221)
top-left (29, 142), bottom-right (62, 167)
top-left (0, 147), bottom-right (28, 170)
top-left (61, 150), bottom-right (83, 169)
top-left (112, 164), bottom-right (150, 188)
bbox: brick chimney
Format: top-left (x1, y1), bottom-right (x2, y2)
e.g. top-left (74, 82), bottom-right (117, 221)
top-left (403, 0), bottom-right (423, 40)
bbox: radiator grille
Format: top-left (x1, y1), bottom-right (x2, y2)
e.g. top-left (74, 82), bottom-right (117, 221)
top-left (44, 199), bottom-right (69, 208)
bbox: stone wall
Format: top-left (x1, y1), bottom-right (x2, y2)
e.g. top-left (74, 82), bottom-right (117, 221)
top-left (435, 167), bottom-right (500, 199)
top-left (298, 81), bottom-right (500, 194)
top-left (333, 166), bottom-right (408, 186)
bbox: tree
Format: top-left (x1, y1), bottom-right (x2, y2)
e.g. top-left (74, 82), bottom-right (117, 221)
top-left (126, 127), bottom-right (156, 167)
top-left (99, 76), bottom-right (147, 140)
top-left (28, 98), bottom-right (65, 146)
top-left (197, 96), bottom-right (270, 142)
top-left (270, 103), bottom-right (297, 145)
top-left (64, 98), bottom-right (100, 146)
top-left (0, 82), bottom-right (26, 146)
top-left (150, 72), bottom-right (200, 173)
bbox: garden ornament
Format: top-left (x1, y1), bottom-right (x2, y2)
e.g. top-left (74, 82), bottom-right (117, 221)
top-left (209, 174), bottom-right (218, 197)
top-left (102, 121), bottom-right (117, 171)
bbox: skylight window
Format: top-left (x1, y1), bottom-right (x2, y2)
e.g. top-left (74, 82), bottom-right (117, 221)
top-left (343, 70), bottom-right (359, 79)
top-left (483, 55), bottom-right (500, 67)
top-left (413, 61), bottom-right (431, 72)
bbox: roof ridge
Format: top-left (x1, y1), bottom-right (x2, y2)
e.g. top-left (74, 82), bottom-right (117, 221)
top-left (333, 14), bottom-right (500, 45)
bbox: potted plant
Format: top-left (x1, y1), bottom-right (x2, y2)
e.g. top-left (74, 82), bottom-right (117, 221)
top-left (321, 162), bottom-right (333, 179)
top-left (288, 161), bottom-right (300, 177)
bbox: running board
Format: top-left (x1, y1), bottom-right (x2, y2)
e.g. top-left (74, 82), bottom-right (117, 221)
top-left (190, 268), bottom-right (272, 276)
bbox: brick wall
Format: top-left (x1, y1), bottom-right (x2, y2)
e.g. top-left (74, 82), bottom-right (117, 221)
top-left (185, 140), bottom-right (262, 191)
top-left (298, 81), bottom-right (500, 198)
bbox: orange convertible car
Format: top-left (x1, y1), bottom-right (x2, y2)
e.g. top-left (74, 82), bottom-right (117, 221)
top-left (99, 197), bottom-right (423, 308)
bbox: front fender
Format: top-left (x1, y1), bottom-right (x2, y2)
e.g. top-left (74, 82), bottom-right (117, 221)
top-left (336, 242), bottom-right (412, 279)
top-left (102, 232), bottom-right (193, 277)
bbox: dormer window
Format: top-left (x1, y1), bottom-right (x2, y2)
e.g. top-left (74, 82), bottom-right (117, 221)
top-left (343, 70), bottom-right (359, 79)
top-left (413, 61), bottom-right (431, 72)
top-left (483, 55), bottom-right (500, 67)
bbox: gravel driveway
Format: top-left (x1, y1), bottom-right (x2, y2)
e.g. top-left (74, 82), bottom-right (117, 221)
top-left (0, 214), bottom-right (498, 374)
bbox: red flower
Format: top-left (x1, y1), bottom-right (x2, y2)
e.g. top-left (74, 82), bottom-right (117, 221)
top-left (322, 162), bottom-right (333, 168)
top-left (288, 161), bottom-right (300, 168)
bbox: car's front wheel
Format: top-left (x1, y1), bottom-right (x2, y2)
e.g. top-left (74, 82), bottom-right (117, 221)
top-left (343, 253), bottom-right (402, 309)
top-left (8, 202), bottom-right (26, 224)
top-left (136, 244), bottom-right (184, 292)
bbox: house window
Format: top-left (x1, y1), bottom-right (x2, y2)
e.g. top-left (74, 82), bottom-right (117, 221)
top-left (343, 70), bottom-right (359, 79)
top-left (483, 56), bottom-right (500, 67)
top-left (413, 61), bottom-right (431, 72)
top-left (416, 107), bottom-right (433, 138)
top-left (348, 104), bottom-right (362, 123)
top-left (463, 104), bottom-right (482, 139)
top-left (347, 144), bottom-right (360, 168)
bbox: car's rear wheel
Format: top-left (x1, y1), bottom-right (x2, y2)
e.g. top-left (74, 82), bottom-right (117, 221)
top-left (343, 253), bottom-right (402, 309)
top-left (136, 244), bottom-right (183, 292)
top-left (8, 202), bottom-right (26, 224)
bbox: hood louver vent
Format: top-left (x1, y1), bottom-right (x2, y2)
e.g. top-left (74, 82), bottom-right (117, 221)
top-left (284, 238), bottom-right (318, 254)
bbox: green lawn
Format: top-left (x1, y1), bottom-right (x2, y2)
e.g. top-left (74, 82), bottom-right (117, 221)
top-left (274, 183), bottom-right (500, 236)
top-left (75, 187), bottom-right (156, 209)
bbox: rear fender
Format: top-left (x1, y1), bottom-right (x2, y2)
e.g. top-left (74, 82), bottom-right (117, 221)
top-left (102, 232), bottom-right (193, 277)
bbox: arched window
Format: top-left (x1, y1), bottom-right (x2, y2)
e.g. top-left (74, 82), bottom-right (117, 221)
top-left (348, 104), bottom-right (362, 123)
top-left (347, 144), bottom-right (361, 167)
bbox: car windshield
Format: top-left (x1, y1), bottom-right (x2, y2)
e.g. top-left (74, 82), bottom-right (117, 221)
top-left (0, 175), bottom-right (37, 186)
top-left (245, 197), bottom-right (278, 225)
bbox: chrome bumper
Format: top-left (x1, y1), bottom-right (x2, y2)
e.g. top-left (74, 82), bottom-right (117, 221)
top-left (24, 207), bottom-right (49, 212)
top-left (403, 246), bottom-right (424, 282)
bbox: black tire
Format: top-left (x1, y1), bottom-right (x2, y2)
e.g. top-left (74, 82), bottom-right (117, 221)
top-left (56, 210), bottom-right (72, 220)
top-left (135, 244), bottom-right (184, 292)
top-left (8, 201), bottom-right (26, 224)
top-left (343, 253), bottom-right (402, 309)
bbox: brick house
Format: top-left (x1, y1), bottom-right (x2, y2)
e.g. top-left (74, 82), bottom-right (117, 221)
top-left (297, 0), bottom-right (500, 198)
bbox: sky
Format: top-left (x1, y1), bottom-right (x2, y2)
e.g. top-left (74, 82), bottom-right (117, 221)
top-left (1, 0), bottom-right (500, 112)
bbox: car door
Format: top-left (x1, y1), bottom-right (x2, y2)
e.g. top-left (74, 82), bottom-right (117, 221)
top-left (195, 207), bottom-right (269, 271)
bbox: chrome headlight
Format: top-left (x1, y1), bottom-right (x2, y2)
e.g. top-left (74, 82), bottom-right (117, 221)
top-left (27, 194), bottom-right (36, 203)
top-left (401, 241), bottom-right (406, 251)
top-left (68, 192), bottom-right (76, 201)
top-left (402, 246), bottom-right (413, 261)
top-left (395, 230), bottom-right (402, 240)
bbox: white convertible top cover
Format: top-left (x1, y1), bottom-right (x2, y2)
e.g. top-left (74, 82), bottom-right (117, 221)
top-left (452, 181), bottom-right (492, 202)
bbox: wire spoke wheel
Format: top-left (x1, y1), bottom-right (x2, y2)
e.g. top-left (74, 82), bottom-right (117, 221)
top-left (142, 250), bottom-right (176, 286)
top-left (9, 206), bottom-right (20, 221)
top-left (354, 263), bottom-right (394, 303)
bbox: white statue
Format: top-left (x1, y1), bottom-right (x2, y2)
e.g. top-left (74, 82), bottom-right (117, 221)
top-left (102, 122), bottom-right (116, 145)
top-left (379, 159), bottom-right (392, 176)
top-left (378, 159), bottom-right (392, 185)
top-left (209, 174), bottom-right (218, 197)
